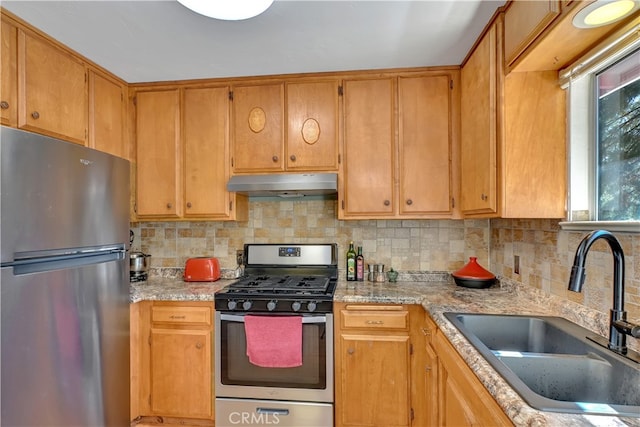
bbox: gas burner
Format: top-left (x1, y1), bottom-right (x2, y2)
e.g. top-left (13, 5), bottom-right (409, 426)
top-left (215, 243), bottom-right (338, 314)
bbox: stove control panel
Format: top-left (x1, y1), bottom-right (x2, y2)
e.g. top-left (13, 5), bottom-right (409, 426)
top-left (216, 298), bottom-right (332, 314)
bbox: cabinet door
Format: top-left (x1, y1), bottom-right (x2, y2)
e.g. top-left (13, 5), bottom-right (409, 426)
top-left (1, 16), bottom-right (17, 126)
top-left (135, 89), bottom-right (181, 218)
top-left (183, 86), bottom-right (233, 218)
top-left (460, 22), bottom-right (499, 216)
top-left (398, 74), bottom-right (453, 216)
top-left (439, 370), bottom-right (479, 427)
top-left (286, 80), bottom-right (339, 171)
top-left (88, 70), bottom-right (127, 159)
top-left (341, 78), bottom-right (395, 218)
top-left (149, 327), bottom-right (212, 419)
top-left (18, 30), bottom-right (87, 144)
top-left (435, 332), bottom-right (513, 427)
top-left (338, 333), bottom-right (411, 427)
top-left (504, 0), bottom-right (560, 68)
top-left (232, 83), bottom-right (284, 173)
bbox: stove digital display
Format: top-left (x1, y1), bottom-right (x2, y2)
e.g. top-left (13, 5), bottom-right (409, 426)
top-left (279, 246), bottom-right (301, 257)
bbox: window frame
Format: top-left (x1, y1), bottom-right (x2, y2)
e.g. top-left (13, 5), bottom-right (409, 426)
top-left (559, 23), bottom-right (640, 233)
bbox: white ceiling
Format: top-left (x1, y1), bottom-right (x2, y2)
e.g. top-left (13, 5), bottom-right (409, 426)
top-left (1, 0), bottom-right (506, 84)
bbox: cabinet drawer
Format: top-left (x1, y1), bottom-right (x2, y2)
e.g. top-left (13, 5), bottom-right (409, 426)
top-left (151, 305), bottom-right (212, 326)
top-left (341, 308), bottom-right (409, 331)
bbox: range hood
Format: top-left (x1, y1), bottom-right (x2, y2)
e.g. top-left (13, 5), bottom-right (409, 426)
top-left (227, 173), bottom-right (338, 198)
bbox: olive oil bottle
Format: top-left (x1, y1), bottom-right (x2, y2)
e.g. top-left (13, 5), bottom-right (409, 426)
top-left (346, 241), bottom-right (356, 281)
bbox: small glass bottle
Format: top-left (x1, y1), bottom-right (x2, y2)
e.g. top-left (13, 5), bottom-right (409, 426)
top-left (356, 246), bottom-right (364, 281)
top-left (346, 241), bottom-right (356, 281)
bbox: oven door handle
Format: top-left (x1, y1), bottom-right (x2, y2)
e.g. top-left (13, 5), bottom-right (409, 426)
top-left (220, 313), bottom-right (327, 324)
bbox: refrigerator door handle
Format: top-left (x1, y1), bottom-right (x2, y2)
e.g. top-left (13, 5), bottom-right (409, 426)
top-left (9, 250), bottom-right (125, 275)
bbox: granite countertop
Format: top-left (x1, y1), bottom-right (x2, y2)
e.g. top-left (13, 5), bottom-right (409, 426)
top-left (130, 272), bottom-right (640, 427)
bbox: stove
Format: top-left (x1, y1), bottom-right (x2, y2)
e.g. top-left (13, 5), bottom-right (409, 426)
top-left (215, 243), bottom-right (338, 314)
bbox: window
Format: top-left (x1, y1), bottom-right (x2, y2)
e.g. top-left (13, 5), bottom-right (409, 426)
top-left (596, 49), bottom-right (640, 221)
top-left (561, 27), bottom-right (640, 233)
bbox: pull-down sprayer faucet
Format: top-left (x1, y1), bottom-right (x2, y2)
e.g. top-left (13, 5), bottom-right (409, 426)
top-left (568, 230), bottom-right (640, 362)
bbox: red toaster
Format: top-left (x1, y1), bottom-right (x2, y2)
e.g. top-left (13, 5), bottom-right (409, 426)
top-left (184, 257), bottom-right (221, 282)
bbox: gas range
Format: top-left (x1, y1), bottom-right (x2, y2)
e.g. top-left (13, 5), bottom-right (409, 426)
top-left (214, 243), bottom-right (338, 314)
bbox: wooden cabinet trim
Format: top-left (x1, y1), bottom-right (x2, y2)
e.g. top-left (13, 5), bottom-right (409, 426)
top-left (151, 305), bottom-right (212, 326)
top-left (341, 310), bottom-right (409, 331)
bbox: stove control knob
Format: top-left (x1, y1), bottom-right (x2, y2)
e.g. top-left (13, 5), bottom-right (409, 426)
top-left (267, 300), bottom-right (277, 311)
top-left (307, 301), bottom-right (317, 313)
top-left (291, 301), bottom-right (302, 312)
top-left (227, 300), bottom-right (237, 311)
top-left (242, 301), bottom-right (252, 311)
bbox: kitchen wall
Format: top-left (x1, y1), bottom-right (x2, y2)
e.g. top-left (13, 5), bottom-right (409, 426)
top-left (131, 199), bottom-right (490, 273)
top-left (490, 218), bottom-right (639, 322)
top-left (132, 200), bottom-right (639, 322)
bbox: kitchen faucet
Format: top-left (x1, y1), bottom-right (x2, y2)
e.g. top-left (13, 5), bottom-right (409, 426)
top-left (568, 230), bottom-right (640, 363)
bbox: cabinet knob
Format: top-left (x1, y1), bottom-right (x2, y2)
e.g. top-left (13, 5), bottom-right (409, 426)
top-left (290, 154), bottom-right (296, 162)
top-left (347, 348), bottom-right (355, 355)
top-left (481, 193), bottom-right (488, 201)
top-left (195, 342), bottom-right (203, 350)
top-left (186, 202), bottom-right (192, 208)
top-left (384, 200), bottom-right (390, 206)
top-left (272, 155), bottom-right (279, 163)
top-left (31, 111), bottom-right (40, 119)
top-left (0, 101), bottom-right (9, 110)
top-left (166, 203), bottom-right (172, 209)
top-left (406, 199), bottom-right (413, 206)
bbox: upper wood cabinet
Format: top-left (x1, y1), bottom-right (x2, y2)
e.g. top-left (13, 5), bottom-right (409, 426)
top-left (460, 15), bottom-right (566, 218)
top-left (135, 89), bottom-right (182, 218)
top-left (231, 83), bottom-right (285, 173)
top-left (505, 0), bottom-right (640, 73)
top-left (183, 86), bottom-right (245, 220)
top-left (286, 80), bottom-right (339, 171)
top-left (231, 80), bottom-right (339, 173)
top-left (1, 15), bottom-right (17, 127)
top-left (341, 77), bottom-right (396, 218)
top-left (341, 72), bottom-right (458, 220)
top-left (88, 69), bottom-right (128, 159)
top-left (504, 0), bottom-right (560, 69)
top-left (17, 29), bottom-right (87, 144)
top-left (398, 73), bottom-right (457, 217)
top-left (134, 86), bottom-right (247, 221)
top-left (460, 21), bottom-right (499, 216)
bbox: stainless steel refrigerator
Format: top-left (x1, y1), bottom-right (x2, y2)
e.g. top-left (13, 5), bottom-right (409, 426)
top-left (1, 126), bottom-right (131, 426)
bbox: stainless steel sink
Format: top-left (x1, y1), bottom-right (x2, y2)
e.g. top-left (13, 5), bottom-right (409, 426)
top-left (444, 312), bottom-right (640, 417)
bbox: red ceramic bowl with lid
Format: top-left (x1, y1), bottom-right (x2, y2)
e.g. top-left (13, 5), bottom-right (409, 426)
top-left (451, 257), bottom-right (496, 289)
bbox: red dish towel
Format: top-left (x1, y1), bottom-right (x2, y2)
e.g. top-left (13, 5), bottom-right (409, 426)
top-left (244, 315), bottom-right (303, 368)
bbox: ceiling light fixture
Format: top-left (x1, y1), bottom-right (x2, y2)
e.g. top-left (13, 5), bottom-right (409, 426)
top-left (176, 0), bottom-right (275, 21)
top-left (572, 0), bottom-right (639, 28)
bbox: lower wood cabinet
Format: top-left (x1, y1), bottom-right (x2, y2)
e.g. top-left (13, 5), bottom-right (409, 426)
top-left (434, 328), bottom-right (513, 427)
top-left (334, 303), bottom-right (428, 427)
top-left (131, 301), bottom-right (215, 425)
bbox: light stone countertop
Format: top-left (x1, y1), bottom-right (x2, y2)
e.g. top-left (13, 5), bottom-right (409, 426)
top-left (130, 272), bottom-right (640, 427)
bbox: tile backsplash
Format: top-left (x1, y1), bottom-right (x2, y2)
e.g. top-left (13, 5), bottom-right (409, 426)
top-left (131, 199), bottom-right (490, 273)
top-left (132, 199), bottom-right (639, 323)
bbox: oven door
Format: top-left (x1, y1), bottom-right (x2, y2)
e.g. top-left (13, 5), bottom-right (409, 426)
top-left (215, 312), bottom-right (333, 403)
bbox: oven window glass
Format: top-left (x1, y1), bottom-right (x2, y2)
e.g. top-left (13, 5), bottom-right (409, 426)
top-left (220, 318), bottom-right (326, 389)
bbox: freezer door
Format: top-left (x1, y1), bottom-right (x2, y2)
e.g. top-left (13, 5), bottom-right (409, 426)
top-left (0, 256), bottom-right (129, 426)
top-left (0, 126), bottom-right (130, 263)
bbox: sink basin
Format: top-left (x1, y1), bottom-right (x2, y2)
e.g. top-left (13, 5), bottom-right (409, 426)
top-left (444, 312), bottom-right (640, 417)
